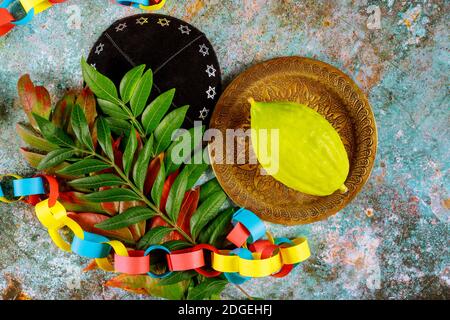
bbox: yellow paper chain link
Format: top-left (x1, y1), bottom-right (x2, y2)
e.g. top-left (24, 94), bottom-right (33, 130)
top-left (19, 0), bottom-right (52, 14)
top-left (35, 199), bottom-right (84, 252)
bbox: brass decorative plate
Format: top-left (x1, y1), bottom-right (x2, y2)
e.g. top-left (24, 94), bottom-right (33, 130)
top-left (209, 57), bottom-right (377, 225)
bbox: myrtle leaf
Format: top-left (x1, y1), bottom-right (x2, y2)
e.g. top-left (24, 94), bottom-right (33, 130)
top-left (187, 278), bottom-right (228, 300)
top-left (68, 174), bottom-right (124, 189)
top-left (162, 240), bottom-right (192, 251)
top-left (199, 207), bottom-right (235, 246)
top-left (165, 166), bottom-right (189, 222)
top-left (96, 117), bottom-right (114, 161)
top-left (199, 178), bottom-right (222, 203)
top-left (158, 271), bottom-right (196, 286)
top-left (123, 129), bottom-right (138, 176)
top-left (81, 58), bottom-right (119, 104)
top-left (165, 126), bottom-right (204, 175)
top-left (33, 113), bottom-right (74, 147)
top-left (120, 64), bottom-right (146, 103)
top-left (137, 226), bottom-right (173, 250)
top-left (151, 161), bottom-right (165, 207)
top-left (71, 105), bottom-right (94, 151)
top-left (185, 162), bottom-right (209, 190)
top-left (105, 117), bottom-right (131, 137)
top-left (142, 89), bottom-right (175, 135)
top-left (16, 123), bottom-right (58, 152)
top-left (17, 74), bottom-right (51, 129)
top-left (190, 190), bottom-right (227, 239)
top-left (37, 148), bottom-right (76, 170)
top-left (82, 188), bottom-right (140, 202)
top-left (97, 99), bottom-right (129, 120)
top-left (95, 206), bottom-right (156, 230)
top-left (154, 105), bottom-right (189, 155)
top-left (133, 135), bottom-right (154, 191)
top-left (20, 148), bottom-right (73, 177)
top-left (105, 274), bottom-right (187, 300)
top-left (57, 159), bottom-right (110, 176)
top-left (76, 87), bottom-right (97, 129)
top-left (130, 69), bottom-right (153, 116)
top-left (68, 212), bottom-right (135, 244)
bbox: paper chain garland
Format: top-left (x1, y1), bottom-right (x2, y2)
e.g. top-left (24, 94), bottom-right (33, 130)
top-left (0, 174), bottom-right (310, 284)
top-left (0, 0), bottom-right (166, 36)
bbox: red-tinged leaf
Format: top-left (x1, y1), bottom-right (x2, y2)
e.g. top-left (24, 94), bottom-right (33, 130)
top-left (150, 188), bottom-right (200, 242)
top-left (99, 186), bottom-right (120, 215)
top-left (17, 75), bottom-right (51, 129)
top-left (113, 137), bottom-right (124, 170)
top-left (52, 91), bottom-right (77, 130)
top-left (59, 192), bottom-right (106, 214)
top-left (159, 170), bottom-right (179, 213)
top-left (105, 274), bottom-right (188, 300)
top-left (76, 87), bottom-right (97, 129)
top-left (83, 260), bottom-right (98, 272)
top-left (144, 153), bottom-right (164, 195)
top-left (19, 148), bottom-right (74, 178)
top-left (150, 216), bottom-right (183, 241)
top-left (177, 188), bottom-right (200, 236)
top-left (68, 212), bottom-right (135, 245)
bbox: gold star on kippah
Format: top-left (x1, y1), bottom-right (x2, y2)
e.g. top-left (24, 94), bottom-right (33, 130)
top-left (157, 18), bottom-right (170, 27)
top-left (136, 17), bottom-right (149, 26)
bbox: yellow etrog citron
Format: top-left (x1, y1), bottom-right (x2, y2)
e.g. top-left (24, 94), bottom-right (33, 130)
top-left (249, 98), bottom-right (349, 196)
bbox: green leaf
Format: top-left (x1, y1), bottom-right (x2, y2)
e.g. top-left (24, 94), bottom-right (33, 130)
top-left (57, 159), bottom-right (111, 176)
top-left (137, 226), bottom-right (173, 250)
top-left (105, 274), bottom-right (188, 300)
top-left (96, 117), bottom-right (114, 161)
top-left (97, 99), bottom-right (129, 120)
top-left (120, 64), bottom-right (146, 103)
top-left (190, 190), bottom-right (227, 239)
top-left (142, 89), bottom-right (175, 135)
top-left (33, 113), bottom-right (74, 147)
top-left (37, 148), bottom-right (76, 170)
top-left (81, 58), bottom-right (119, 104)
top-left (158, 271), bottom-right (196, 286)
top-left (199, 207), bottom-right (235, 246)
top-left (71, 105), bottom-right (94, 150)
top-left (162, 240), bottom-right (192, 251)
top-left (187, 278), bottom-right (228, 300)
top-left (123, 129), bottom-right (138, 176)
top-left (185, 162), bottom-right (209, 190)
top-left (165, 166), bottom-right (189, 222)
top-left (20, 148), bottom-right (73, 178)
top-left (105, 117), bottom-right (131, 136)
top-left (165, 126), bottom-right (204, 175)
top-left (132, 135), bottom-right (154, 191)
top-left (130, 69), bottom-right (153, 116)
top-left (16, 123), bottom-right (58, 152)
top-left (154, 106), bottom-right (189, 155)
top-left (95, 206), bottom-right (156, 230)
top-left (68, 174), bottom-right (124, 189)
top-left (151, 160), bottom-right (165, 207)
top-left (199, 178), bottom-right (223, 203)
top-left (82, 188), bottom-right (140, 202)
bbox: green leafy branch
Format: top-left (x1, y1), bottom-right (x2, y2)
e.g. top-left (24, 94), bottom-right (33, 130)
top-left (16, 59), bottom-right (236, 300)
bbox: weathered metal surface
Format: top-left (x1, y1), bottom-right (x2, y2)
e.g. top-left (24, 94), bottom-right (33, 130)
top-left (0, 0), bottom-right (448, 300)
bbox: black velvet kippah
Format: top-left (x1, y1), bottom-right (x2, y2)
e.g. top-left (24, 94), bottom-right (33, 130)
top-left (87, 14), bottom-right (222, 128)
